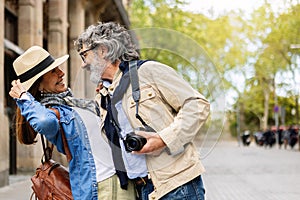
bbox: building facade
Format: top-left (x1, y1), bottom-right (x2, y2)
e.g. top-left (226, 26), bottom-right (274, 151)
top-left (0, 0), bottom-right (130, 188)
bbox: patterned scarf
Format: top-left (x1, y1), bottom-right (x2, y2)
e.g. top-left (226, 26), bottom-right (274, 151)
top-left (40, 88), bottom-right (99, 115)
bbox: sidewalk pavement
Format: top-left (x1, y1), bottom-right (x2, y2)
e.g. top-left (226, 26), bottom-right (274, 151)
top-left (200, 139), bottom-right (300, 200)
top-left (1, 139), bottom-right (300, 200)
top-left (0, 174), bottom-right (32, 199)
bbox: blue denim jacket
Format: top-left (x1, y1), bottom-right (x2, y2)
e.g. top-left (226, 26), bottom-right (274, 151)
top-left (16, 94), bottom-right (98, 200)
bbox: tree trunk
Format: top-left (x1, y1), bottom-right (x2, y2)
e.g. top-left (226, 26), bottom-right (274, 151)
top-left (263, 89), bottom-right (270, 131)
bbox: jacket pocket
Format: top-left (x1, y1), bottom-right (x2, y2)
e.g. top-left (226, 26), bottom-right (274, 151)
top-left (127, 86), bottom-right (165, 126)
top-left (128, 86), bottom-right (157, 108)
top-left (126, 86), bottom-right (174, 129)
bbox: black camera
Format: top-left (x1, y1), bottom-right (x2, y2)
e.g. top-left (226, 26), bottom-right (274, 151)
top-left (124, 132), bottom-right (147, 152)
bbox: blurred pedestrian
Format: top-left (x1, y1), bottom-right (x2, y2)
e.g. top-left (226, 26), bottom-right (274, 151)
top-left (263, 128), bottom-right (276, 148)
top-left (288, 126), bottom-right (298, 149)
top-left (277, 127), bottom-right (284, 149)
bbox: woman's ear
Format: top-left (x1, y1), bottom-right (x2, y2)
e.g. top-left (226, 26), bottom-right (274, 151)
top-left (38, 84), bottom-right (43, 92)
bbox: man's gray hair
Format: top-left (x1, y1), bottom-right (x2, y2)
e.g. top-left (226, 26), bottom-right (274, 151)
top-left (74, 22), bottom-right (140, 62)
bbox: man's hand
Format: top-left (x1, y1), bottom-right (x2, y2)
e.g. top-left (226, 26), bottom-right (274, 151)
top-left (133, 131), bottom-right (166, 155)
top-left (96, 81), bottom-right (103, 93)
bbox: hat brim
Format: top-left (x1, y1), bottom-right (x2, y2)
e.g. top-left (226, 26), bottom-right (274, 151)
top-left (22, 54), bottom-right (69, 90)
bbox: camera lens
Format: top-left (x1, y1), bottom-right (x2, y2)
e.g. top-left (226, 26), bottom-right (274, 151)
top-left (125, 133), bottom-right (147, 152)
top-left (127, 138), bottom-right (141, 150)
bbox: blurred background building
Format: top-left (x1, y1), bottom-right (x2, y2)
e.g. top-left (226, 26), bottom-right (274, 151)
top-left (0, 0), bottom-right (131, 188)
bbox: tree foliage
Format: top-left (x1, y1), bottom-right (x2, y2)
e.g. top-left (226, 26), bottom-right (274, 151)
top-left (128, 0), bottom-right (300, 135)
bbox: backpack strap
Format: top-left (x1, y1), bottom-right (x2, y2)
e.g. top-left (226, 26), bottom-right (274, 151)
top-left (40, 108), bottom-right (72, 163)
top-left (40, 134), bottom-right (53, 163)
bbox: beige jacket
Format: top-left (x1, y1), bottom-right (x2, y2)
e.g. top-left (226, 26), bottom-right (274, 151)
top-left (96, 61), bottom-right (210, 199)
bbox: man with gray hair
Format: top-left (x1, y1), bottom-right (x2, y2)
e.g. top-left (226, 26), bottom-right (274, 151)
top-left (75, 21), bottom-right (210, 200)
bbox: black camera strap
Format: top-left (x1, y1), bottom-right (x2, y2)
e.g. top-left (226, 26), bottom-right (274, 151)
top-left (129, 61), bottom-right (155, 132)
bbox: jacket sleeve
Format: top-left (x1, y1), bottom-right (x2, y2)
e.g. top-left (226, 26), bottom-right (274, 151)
top-left (142, 62), bottom-right (210, 155)
top-left (15, 93), bottom-right (62, 147)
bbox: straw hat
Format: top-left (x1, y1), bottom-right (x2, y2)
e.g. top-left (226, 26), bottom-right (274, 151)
top-left (13, 46), bottom-right (69, 90)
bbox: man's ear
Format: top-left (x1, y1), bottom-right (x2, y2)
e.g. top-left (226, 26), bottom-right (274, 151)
top-left (98, 45), bottom-right (107, 55)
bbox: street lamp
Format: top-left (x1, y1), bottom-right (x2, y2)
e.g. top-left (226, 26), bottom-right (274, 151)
top-left (290, 44), bottom-right (300, 125)
top-left (290, 44), bottom-right (300, 151)
top-left (291, 108), bottom-right (296, 124)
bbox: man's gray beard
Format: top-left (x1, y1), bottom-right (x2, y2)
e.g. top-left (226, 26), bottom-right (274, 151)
top-left (89, 60), bottom-right (106, 85)
top-left (90, 73), bottom-right (101, 85)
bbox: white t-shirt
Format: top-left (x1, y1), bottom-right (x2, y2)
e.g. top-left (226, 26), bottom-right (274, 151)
top-left (73, 107), bottom-right (115, 182)
top-left (115, 101), bottom-right (148, 179)
top-left (103, 81), bottom-right (148, 179)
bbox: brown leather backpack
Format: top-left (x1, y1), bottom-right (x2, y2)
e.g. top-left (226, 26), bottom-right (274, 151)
top-left (30, 108), bottom-right (73, 200)
top-left (31, 159), bottom-right (73, 200)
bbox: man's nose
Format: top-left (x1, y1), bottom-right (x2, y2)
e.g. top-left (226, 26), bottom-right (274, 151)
top-left (81, 62), bottom-right (90, 70)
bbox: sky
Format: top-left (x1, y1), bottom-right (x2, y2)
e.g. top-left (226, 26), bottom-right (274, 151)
top-left (182, 0), bottom-right (294, 17)
top-left (183, 0), bottom-right (262, 13)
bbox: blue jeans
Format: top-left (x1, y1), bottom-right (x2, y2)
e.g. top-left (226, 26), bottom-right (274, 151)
top-left (135, 178), bottom-right (154, 200)
top-left (160, 175), bottom-right (205, 200)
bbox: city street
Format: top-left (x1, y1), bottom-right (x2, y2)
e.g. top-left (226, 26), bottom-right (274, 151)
top-left (0, 138), bottom-right (300, 200)
top-left (200, 139), bottom-right (300, 200)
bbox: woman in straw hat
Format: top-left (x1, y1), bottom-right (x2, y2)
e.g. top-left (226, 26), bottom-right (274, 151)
top-left (9, 46), bottom-right (135, 200)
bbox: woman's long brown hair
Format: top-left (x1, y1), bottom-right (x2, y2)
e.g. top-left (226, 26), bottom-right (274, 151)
top-left (16, 77), bottom-right (43, 144)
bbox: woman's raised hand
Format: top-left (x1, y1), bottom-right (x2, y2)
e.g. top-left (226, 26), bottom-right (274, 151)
top-left (9, 79), bottom-right (27, 98)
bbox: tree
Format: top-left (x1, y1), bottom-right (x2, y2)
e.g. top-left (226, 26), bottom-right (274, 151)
top-left (128, 0), bottom-right (300, 136)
